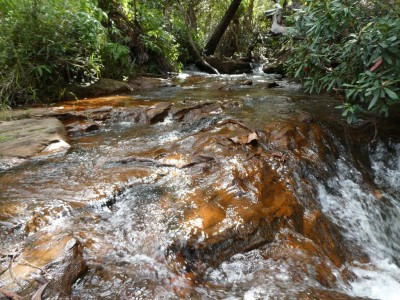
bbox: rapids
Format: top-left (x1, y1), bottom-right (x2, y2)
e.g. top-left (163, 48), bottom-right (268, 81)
top-left (1, 72), bottom-right (400, 299)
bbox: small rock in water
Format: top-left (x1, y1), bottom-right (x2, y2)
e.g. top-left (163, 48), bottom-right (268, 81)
top-left (66, 121), bottom-right (100, 135)
top-left (146, 102), bottom-right (173, 124)
top-left (241, 80), bottom-right (253, 86)
top-left (40, 140), bottom-right (71, 155)
top-left (264, 81), bottom-right (279, 88)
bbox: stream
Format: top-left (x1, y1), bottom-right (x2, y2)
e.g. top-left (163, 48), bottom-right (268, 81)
top-left (1, 71), bottom-right (400, 299)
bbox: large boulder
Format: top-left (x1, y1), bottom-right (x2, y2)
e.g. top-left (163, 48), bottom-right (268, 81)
top-left (0, 118), bottom-right (70, 170)
top-left (66, 78), bottom-right (131, 100)
top-left (139, 118), bottom-right (360, 288)
top-left (204, 56), bottom-right (252, 74)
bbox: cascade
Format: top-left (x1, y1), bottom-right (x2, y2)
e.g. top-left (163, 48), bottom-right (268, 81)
top-left (0, 72), bottom-right (399, 299)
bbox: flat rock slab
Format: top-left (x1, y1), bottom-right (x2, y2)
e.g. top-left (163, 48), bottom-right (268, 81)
top-left (0, 118), bottom-right (70, 163)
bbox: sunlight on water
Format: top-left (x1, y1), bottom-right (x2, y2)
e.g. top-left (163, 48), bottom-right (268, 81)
top-left (2, 72), bottom-right (400, 299)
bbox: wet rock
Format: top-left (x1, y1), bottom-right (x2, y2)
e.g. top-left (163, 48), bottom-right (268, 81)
top-left (264, 81), bottom-right (279, 88)
top-left (44, 110), bottom-right (87, 121)
top-left (240, 80), bottom-right (253, 86)
top-left (128, 76), bottom-right (174, 90)
top-left (221, 99), bottom-right (243, 109)
top-left (258, 230), bottom-right (342, 288)
top-left (264, 121), bottom-right (337, 161)
top-left (172, 102), bottom-right (214, 121)
top-left (303, 210), bottom-right (347, 267)
top-left (172, 102), bottom-right (221, 123)
top-left (65, 78), bottom-right (131, 100)
top-left (24, 206), bottom-right (71, 234)
top-left (262, 61), bottom-right (286, 75)
top-left (83, 106), bottom-right (114, 115)
top-left (156, 119), bottom-right (353, 282)
top-left (80, 106), bottom-right (114, 122)
top-left (297, 288), bottom-right (368, 300)
top-left (66, 121), bottom-right (100, 135)
top-left (204, 56), bottom-right (252, 74)
top-left (109, 102), bottom-right (173, 125)
top-left (0, 118), bottom-right (70, 169)
top-left (146, 102), bottom-right (172, 124)
top-left (0, 234), bottom-right (87, 299)
top-left (109, 107), bottom-right (148, 124)
top-left (0, 157), bottom-right (27, 171)
top-left (298, 111), bottom-right (315, 123)
top-left (40, 140), bottom-right (71, 156)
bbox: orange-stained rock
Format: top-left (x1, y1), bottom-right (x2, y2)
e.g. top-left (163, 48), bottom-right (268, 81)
top-left (259, 230), bottom-right (340, 288)
top-left (264, 121), bottom-right (338, 161)
top-left (0, 234), bottom-right (87, 299)
top-left (158, 119), bottom-right (355, 285)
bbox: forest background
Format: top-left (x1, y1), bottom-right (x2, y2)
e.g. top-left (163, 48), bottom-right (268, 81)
top-left (0, 0), bottom-right (399, 121)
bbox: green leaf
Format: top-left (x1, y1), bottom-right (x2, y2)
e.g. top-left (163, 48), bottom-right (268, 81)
top-left (384, 88), bottom-right (399, 100)
top-left (368, 90), bottom-right (380, 110)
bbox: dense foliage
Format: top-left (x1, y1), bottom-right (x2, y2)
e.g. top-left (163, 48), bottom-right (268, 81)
top-left (288, 0), bottom-right (400, 122)
top-left (0, 0), bottom-right (110, 106)
top-left (0, 0), bottom-right (276, 107)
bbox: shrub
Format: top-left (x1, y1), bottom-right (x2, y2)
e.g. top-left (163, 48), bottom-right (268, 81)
top-left (0, 0), bottom-right (111, 107)
top-left (288, 0), bottom-right (400, 122)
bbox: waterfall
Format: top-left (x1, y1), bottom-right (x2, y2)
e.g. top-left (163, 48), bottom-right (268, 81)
top-left (317, 141), bottom-right (400, 300)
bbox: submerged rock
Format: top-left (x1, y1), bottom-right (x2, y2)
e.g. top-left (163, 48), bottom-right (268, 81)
top-left (150, 119), bottom-right (357, 286)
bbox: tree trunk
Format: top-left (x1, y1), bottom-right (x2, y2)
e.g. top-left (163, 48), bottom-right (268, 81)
top-left (133, 0), bottom-right (137, 21)
top-left (178, 1), bottom-right (219, 74)
top-left (204, 0), bottom-right (242, 56)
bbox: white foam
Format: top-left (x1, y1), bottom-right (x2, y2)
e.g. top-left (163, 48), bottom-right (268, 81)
top-left (317, 145), bottom-right (400, 300)
top-left (348, 259), bottom-right (400, 300)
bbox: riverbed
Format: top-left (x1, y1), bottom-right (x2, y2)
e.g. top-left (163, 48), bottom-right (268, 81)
top-left (1, 72), bottom-right (400, 299)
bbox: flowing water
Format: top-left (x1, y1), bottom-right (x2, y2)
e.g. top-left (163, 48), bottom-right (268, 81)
top-left (1, 72), bottom-right (400, 299)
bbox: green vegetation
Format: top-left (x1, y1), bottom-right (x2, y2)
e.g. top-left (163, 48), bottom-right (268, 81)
top-left (2, 0), bottom-right (399, 121)
top-left (0, 135), bottom-right (15, 143)
top-left (0, 0), bottom-right (276, 108)
top-left (0, 0), bottom-right (110, 106)
top-left (288, 0), bottom-right (400, 122)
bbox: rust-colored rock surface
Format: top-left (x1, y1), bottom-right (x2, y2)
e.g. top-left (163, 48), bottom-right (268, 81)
top-left (0, 234), bottom-right (87, 299)
top-left (150, 119), bottom-right (355, 279)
